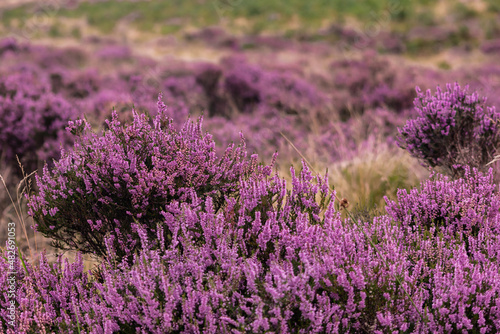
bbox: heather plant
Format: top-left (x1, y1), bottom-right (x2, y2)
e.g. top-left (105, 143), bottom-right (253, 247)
top-left (207, 104), bottom-right (304, 162)
top-left (61, 69), bottom-right (101, 100)
top-left (1, 162), bottom-right (388, 333)
top-left (4, 97), bottom-right (500, 331)
top-left (385, 167), bottom-right (500, 237)
top-left (329, 52), bottom-right (419, 119)
top-left (398, 82), bottom-right (500, 178)
top-left (194, 62), bottom-right (230, 117)
top-left (481, 38), bottom-right (500, 54)
top-left (0, 71), bottom-right (79, 173)
top-left (162, 75), bottom-right (207, 116)
top-left (0, 38), bottom-right (86, 71)
top-left (385, 167), bottom-right (500, 274)
top-left (0, 38), bottom-right (20, 56)
top-left (459, 64), bottom-right (500, 112)
top-left (0, 38), bottom-right (450, 174)
top-left (221, 55), bottom-right (328, 117)
top-left (27, 97), bottom-right (272, 262)
top-left (5, 163), bottom-right (500, 332)
top-left (384, 167), bottom-right (500, 332)
top-left (96, 45), bottom-right (132, 61)
top-left (36, 46), bottom-right (88, 70)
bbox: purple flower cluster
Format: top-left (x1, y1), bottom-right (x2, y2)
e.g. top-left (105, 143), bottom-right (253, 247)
top-left (27, 97), bottom-right (272, 261)
top-left (0, 66), bottom-right (79, 172)
top-left (4, 161), bottom-right (500, 332)
top-left (397, 82), bottom-right (500, 177)
top-left (384, 167), bottom-right (500, 332)
top-left (329, 52), bottom-right (422, 118)
top-left (95, 45), bottom-right (132, 61)
top-left (3, 37), bottom-right (444, 170)
top-left (481, 39), bottom-right (500, 54)
top-left (4, 92), bottom-right (500, 331)
top-left (221, 55), bottom-right (328, 116)
top-left (385, 167), bottom-right (500, 236)
top-left (8, 37), bottom-right (493, 174)
top-left (3, 26), bottom-right (500, 333)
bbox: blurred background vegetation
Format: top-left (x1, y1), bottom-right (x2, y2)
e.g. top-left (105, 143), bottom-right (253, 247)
top-left (1, 0), bottom-right (499, 58)
top-left (1, 0), bottom-right (499, 215)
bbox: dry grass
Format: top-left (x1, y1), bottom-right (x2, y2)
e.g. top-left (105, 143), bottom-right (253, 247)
top-left (278, 129), bottom-right (429, 221)
top-left (326, 144), bottom-right (428, 217)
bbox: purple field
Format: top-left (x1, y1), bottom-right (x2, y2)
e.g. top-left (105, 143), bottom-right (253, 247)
top-left (1, 1), bottom-right (500, 333)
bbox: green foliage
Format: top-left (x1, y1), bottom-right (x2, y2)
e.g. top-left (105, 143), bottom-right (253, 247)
top-left (0, 0), bottom-right (425, 35)
top-left (452, 2), bottom-right (478, 20)
top-left (70, 26), bottom-right (81, 39)
top-left (486, 0), bottom-right (500, 13)
top-left (437, 61), bottom-right (451, 70)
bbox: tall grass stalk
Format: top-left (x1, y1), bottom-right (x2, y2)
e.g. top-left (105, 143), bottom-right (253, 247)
top-left (0, 157), bottom-right (37, 264)
top-left (72, 287), bottom-right (82, 334)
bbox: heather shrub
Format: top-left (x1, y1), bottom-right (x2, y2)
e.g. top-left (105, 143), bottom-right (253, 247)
top-left (384, 167), bottom-right (500, 332)
top-left (194, 63), bottom-right (230, 117)
top-left (31, 45), bottom-right (88, 70)
top-left (329, 52), bottom-right (418, 118)
top-left (61, 69), bottom-right (101, 99)
top-left (222, 56), bottom-right (328, 117)
top-left (481, 38), bottom-right (500, 54)
top-left (6, 36), bottom-right (500, 334)
top-left (6, 159), bottom-right (500, 332)
top-left (96, 45), bottom-right (132, 61)
top-left (398, 82), bottom-right (500, 177)
top-left (207, 103), bottom-right (303, 162)
top-left (27, 97), bottom-right (272, 261)
top-left (458, 64), bottom-right (500, 112)
top-left (162, 75), bottom-right (207, 115)
top-left (3, 163), bottom-right (412, 333)
top-left (0, 38), bottom-right (20, 56)
top-left (385, 167), bottom-right (500, 237)
top-left (0, 71), bottom-right (78, 173)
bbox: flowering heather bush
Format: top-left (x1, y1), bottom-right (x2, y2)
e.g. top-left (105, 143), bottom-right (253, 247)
top-left (194, 62), bottom-right (230, 117)
top-left (0, 38), bottom-right (86, 71)
top-left (207, 103), bottom-right (304, 160)
top-left (329, 52), bottom-right (419, 118)
top-left (61, 69), bottom-right (101, 100)
top-left (5, 163), bottom-right (500, 332)
top-left (0, 38), bottom-right (453, 171)
top-left (162, 75), bottom-right (207, 116)
top-left (386, 167), bottom-right (500, 241)
top-left (458, 64), bottom-right (500, 112)
top-left (481, 38), bottom-right (500, 54)
top-left (27, 97), bottom-right (272, 261)
top-left (0, 71), bottom-right (79, 172)
top-left (398, 82), bottom-right (500, 177)
top-left (384, 167), bottom-right (500, 332)
top-left (6, 38), bottom-right (500, 331)
top-left (96, 45), bottom-right (132, 61)
top-left (222, 55), bottom-right (328, 117)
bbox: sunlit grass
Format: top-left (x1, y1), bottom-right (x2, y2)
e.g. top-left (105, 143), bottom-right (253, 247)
top-left (328, 146), bottom-right (428, 219)
top-left (277, 127), bottom-right (428, 221)
top-left (0, 0), bottom-right (421, 35)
